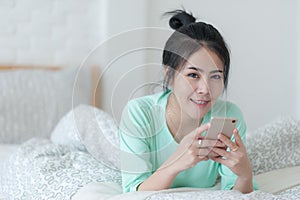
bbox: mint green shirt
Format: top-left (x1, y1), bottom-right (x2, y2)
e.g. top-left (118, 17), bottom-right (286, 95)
top-left (119, 90), bottom-right (257, 192)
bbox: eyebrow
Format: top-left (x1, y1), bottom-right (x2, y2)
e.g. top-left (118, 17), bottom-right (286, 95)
top-left (187, 66), bottom-right (223, 74)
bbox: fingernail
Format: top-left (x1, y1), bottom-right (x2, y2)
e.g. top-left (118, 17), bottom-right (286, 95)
top-left (206, 123), bottom-right (211, 128)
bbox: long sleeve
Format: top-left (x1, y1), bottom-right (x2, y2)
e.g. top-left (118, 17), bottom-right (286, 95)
top-left (119, 100), bottom-right (157, 192)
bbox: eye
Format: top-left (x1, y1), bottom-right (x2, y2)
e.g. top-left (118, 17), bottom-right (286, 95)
top-left (188, 73), bottom-right (199, 79)
top-left (210, 74), bottom-right (222, 80)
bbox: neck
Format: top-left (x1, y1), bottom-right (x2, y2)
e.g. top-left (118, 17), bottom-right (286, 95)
top-left (166, 93), bottom-right (202, 142)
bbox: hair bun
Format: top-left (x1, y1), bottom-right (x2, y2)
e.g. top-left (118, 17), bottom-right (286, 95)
top-left (168, 10), bottom-right (196, 30)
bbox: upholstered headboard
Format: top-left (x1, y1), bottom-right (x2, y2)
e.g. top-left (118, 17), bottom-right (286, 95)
top-left (0, 65), bottom-right (101, 107)
top-left (0, 65), bottom-right (101, 143)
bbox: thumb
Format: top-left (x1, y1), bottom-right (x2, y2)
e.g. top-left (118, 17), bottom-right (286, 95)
top-left (233, 128), bottom-right (244, 147)
top-left (194, 123), bottom-right (211, 139)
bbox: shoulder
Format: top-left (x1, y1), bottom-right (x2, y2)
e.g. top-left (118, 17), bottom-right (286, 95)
top-left (213, 100), bottom-right (244, 119)
top-left (125, 91), bottom-right (168, 117)
top-left (120, 91), bottom-right (169, 136)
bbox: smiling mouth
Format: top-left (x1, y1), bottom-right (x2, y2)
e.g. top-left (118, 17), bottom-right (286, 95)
top-left (190, 99), bottom-right (210, 105)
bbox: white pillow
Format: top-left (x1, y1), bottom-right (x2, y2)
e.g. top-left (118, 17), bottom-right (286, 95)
top-left (247, 116), bottom-right (300, 175)
top-left (51, 105), bottom-right (120, 169)
top-left (0, 67), bottom-right (91, 144)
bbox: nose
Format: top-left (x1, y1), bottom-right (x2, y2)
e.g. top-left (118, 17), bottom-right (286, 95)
top-left (195, 78), bottom-right (209, 94)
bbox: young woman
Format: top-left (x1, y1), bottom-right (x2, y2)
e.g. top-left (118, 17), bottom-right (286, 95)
top-left (119, 10), bottom-right (257, 194)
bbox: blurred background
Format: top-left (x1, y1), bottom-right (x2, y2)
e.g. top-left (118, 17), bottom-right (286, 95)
top-left (0, 0), bottom-right (299, 131)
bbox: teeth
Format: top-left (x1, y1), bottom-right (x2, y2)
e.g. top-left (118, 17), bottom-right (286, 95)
top-left (191, 99), bottom-right (208, 105)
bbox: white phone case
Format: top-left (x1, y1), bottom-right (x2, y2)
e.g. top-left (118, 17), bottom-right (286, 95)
top-left (205, 117), bottom-right (238, 139)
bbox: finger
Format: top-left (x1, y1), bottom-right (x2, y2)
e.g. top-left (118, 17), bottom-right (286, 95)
top-left (218, 133), bottom-right (236, 150)
top-left (198, 148), bottom-right (213, 157)
top-left (198, 156), bottom-right (209, 162)
top-left (195, 123), bottom-right (211, 138)
top-left (198, 139), bottom-right (225, 148)
top-left (191, 123), bottom-right (210, 139)
top-left (210, 156), bottom-right (226, 165)
top-left (233, 128), bottom-right (244, 147)
top-left (212, 147), bottom-right (229, 158)
top-left (199, 146), bottom-right (222, 157)
top-left (207, 151), bottom-right (221, 158)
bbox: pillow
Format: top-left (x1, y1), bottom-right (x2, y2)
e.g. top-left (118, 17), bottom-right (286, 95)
top-left (247, 116), bottom-right (300, 175)
top-left (0, 67), bottom-right (91, 144)
top-left (51, 105), bottom-right (120, 169)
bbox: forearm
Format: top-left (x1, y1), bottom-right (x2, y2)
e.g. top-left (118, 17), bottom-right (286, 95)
top-left (137, 165), bottom-right (179, 191)
top-left (233, 176), bottom-right (253, 194)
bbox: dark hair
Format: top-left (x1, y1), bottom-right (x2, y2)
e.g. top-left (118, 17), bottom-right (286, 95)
top-left (162, 9), bottom-right (230, 91)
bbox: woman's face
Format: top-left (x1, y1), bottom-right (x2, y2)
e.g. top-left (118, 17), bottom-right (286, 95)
top-left (169, 47), bottom-right (224, 121)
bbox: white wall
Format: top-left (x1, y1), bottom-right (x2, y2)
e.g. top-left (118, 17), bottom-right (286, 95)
top-left (0, 0), bottom-right (102, 67)
top-left (95, 0), bottom-right (149, 123)
top-left (298, 0), bottom-right (300, 120)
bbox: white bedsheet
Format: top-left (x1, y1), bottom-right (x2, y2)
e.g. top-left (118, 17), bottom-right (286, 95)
top-left (255, 165), bottom-right (300, 194)
top-left (73, 166), bottom-right (300, 200)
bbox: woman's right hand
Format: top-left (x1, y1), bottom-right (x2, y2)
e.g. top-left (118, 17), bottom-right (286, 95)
top-left (160, 123), bottom-right (225, 174)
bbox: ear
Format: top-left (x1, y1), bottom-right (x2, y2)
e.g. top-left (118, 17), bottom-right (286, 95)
top-left (164, 65), bottom-right (174, 87)
top-left (163, 65), bottom-right (169, 77)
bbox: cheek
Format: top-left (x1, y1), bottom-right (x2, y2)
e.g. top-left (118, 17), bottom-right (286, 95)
top-left (209, 83), bottom-right (224, 99)
top-left (173, 77), bottom-right (194, 94)
top-left (174, 86), bottom-right (193, 101)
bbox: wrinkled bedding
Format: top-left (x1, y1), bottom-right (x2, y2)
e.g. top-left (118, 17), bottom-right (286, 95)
top-left (1, 138), bottom-right (300, 200)
top-left (0, 138), bottom-right (121, 200)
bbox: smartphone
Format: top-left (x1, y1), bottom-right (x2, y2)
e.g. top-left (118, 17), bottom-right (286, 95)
top-left (205, 117), bottom-right (238, 140)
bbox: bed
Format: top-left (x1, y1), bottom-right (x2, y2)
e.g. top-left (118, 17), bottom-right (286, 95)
top-left (0, 65), bottom-right (101, 179)
top-left (1, 66), bottom-right (300, 200)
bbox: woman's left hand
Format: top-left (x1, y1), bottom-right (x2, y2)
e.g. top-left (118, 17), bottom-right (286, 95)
top-left (210, 128), bottom-right (252, 179)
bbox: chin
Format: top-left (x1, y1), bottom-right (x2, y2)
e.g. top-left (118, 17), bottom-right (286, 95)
top-left (189, 111), bottom-right (207, 121)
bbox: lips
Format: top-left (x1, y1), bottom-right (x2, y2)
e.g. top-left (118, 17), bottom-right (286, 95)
top-left (190, 98), bottom-right (210, 105)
